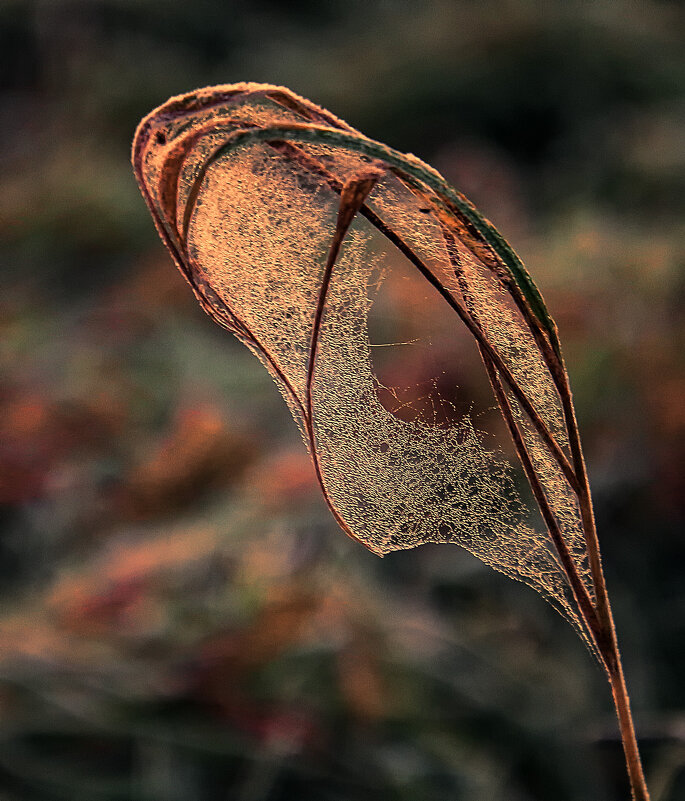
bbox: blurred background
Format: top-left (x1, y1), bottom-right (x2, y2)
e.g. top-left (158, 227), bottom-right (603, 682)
top-left (1, 1), bottom-right (684, 799)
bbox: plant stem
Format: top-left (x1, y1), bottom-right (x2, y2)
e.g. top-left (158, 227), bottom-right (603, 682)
top-left (491, 254), bottom-right (651, 801)
top-left (576, 473), bottom-right (650, 799)
top-left (552, 366), bottom-right (650, 800)
top-left (606, 638), bottom-right (651, 801)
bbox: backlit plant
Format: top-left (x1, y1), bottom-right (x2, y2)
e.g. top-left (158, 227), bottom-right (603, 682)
top-left (133, 83), bottom-right (650, 800)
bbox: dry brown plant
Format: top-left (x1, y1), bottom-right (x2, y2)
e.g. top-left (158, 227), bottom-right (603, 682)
top-left (133, 83), bottom-right (650, 800)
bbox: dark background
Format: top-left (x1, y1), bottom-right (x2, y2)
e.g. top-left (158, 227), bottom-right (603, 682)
top-left (1, 1), bottom-right (683, 799)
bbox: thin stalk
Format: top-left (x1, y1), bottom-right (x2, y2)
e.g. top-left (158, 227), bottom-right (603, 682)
top-left (485, 337), bottom-right (650, 799)
top-left (464, 219), bottom-right (651, 800)
top-left (556, 370), bottom-right (651, 801)
top-left (608, 644), bottom-right (651, 801)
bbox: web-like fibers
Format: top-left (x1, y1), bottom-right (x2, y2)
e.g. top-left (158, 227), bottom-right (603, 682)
top-left (133, 84), bottom-right (597, 653)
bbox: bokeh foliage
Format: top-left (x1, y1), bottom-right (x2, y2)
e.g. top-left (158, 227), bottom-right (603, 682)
top-left (1, 2), bottom-right (683, 799)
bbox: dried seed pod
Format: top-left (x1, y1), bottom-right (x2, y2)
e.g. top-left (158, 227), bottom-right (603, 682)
top-left (133, 83), bottom-right (649, 800)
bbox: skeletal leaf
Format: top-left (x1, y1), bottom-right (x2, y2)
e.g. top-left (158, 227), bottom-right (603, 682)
top-left (133, 84), bottom-right (655, 801)
top-left (132, 83), bottom-right (601, 656)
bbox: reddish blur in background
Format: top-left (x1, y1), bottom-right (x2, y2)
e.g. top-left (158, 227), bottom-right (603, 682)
top-left (1, 2), bottom-right (683, 800)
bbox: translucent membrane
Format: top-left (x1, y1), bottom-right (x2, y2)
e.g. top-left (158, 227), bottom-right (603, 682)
top-left (132, 83), bottom-right (597, 655)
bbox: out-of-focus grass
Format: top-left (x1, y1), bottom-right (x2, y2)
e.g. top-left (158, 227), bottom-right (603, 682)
top-left (0, 1), bottom-right (683, 799)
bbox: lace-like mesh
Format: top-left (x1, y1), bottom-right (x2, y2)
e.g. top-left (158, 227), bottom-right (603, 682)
top-left (133, 83), bottom-right (597, 654)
